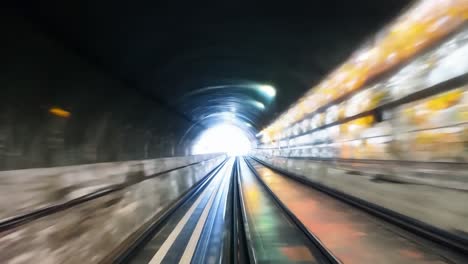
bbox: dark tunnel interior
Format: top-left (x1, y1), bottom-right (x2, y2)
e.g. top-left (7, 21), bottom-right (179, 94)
top-left (2, 0), bottom-right (410, 169)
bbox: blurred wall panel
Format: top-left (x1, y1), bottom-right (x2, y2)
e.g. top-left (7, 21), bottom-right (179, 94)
top-left (0, 154), bottom-right (221, 223)
top-left (0, 156), bottom-right (225, 263)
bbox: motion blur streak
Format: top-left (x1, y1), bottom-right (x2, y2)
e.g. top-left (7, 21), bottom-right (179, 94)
top-left (2, 0), bottom-right (468, 263)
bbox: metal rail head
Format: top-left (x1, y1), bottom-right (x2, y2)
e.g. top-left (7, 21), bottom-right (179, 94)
top-left (230, 157), bottom-right (239, 264)
top-left (234, 157), bottom-right (255, 264)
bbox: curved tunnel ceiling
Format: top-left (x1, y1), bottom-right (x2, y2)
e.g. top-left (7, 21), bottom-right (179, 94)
top-left (16, 0), bottom-right (412, 141)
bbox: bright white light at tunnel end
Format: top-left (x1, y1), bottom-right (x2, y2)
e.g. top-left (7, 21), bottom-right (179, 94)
top-left (257, 84), bottom-right (276, 98)
top-left (192, 124), bottom-right (252, 156)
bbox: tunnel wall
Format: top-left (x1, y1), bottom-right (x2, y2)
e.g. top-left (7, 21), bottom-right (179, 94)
top-left (0, 153), bottom-right (222, 222)
top-left (0, 14), bottom-right (228, 263)
top-left (0, 155), bottom-right (226, 263)
top-left (0, 14), bottom-right (197, 171)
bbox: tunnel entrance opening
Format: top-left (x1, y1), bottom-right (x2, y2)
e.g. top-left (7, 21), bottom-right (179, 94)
top-left (192, 124), bottom-right (252, 156)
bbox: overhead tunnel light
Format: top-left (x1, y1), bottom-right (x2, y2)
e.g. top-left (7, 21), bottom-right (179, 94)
top-left (250, 100), bottom-right (266, 110)
top-left (257, 85), bottom-right (276, 98)
top-left (49, 107), bottom-right (71, 118)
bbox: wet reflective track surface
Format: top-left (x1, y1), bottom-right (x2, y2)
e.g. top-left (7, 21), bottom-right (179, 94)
top-left (115, 157), bottom-right (468, 264)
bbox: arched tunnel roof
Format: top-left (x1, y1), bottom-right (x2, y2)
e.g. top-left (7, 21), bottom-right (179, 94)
top-left (15, 0), bottom-right (412, 142)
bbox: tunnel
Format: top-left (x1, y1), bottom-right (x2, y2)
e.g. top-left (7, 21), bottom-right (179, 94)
top-left (2, 1), bottom-right (468, 263)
